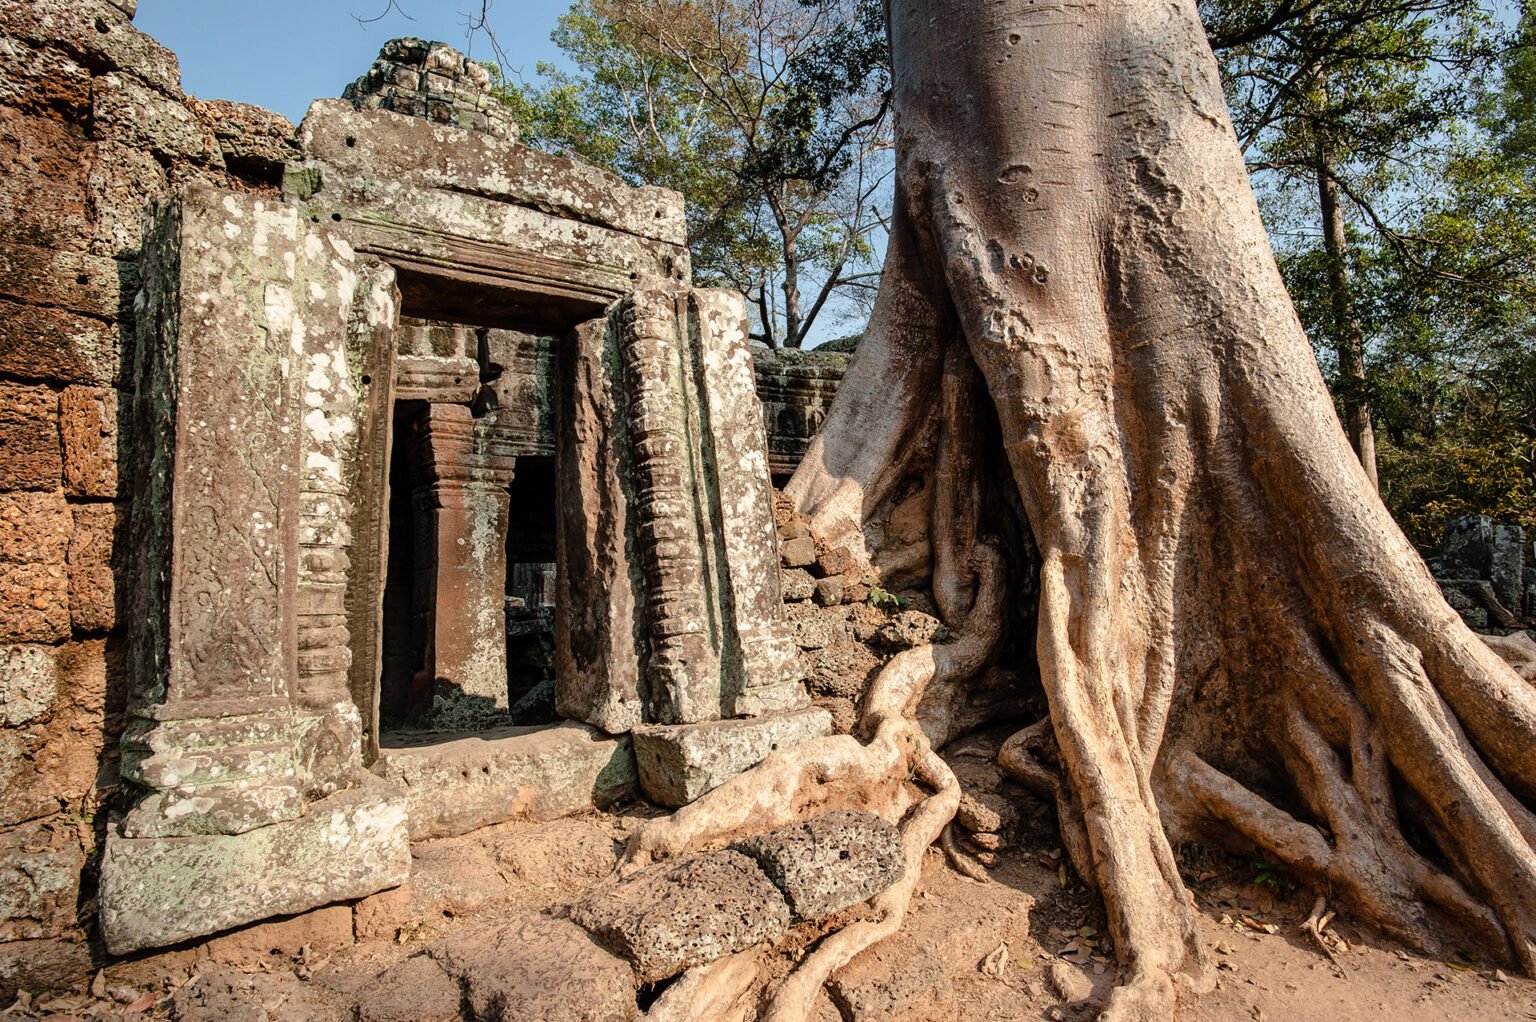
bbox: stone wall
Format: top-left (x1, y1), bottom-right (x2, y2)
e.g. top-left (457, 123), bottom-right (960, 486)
top-left (0, 0), bottom-right (302, 996)
top-left (751, 346), bottom-right (852, 481)
top-left (1430, 516), bottom-right (1532, 631)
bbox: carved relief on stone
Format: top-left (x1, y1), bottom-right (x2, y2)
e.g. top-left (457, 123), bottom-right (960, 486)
top-left (117, 184), bottom-right (398, 836)
top-left (556, 288), bottom-right (805, 731)
top-left (103, 183), bottom-right (410, 955)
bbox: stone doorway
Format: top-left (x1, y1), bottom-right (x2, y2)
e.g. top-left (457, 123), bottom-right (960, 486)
top-left (101, 73), bottom-right (813, 952)
top-left (373, 314), bottom-right (566, 744)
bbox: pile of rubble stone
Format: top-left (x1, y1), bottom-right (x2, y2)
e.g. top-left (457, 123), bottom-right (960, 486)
top-left (770, 497), bottom-right (948, 737)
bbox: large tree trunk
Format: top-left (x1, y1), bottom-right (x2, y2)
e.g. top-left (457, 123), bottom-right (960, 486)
top-left (621, 1), bottom-right (1536, 1018)
top-left (782, 0), bottom-right (1536, 1017)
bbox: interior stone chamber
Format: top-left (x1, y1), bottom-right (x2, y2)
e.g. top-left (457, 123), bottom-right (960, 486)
top-left (94, 37), bottom-right (849, 953)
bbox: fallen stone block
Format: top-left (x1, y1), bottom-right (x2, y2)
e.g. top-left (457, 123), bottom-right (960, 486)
top-left (734, 809), bottom-right (902, 921)
top-left (632, 706), bottom-right (832, 807)
top-left (98, 778), bottom-right (410, 953)
top-left (815, 546), bottom-right (856, 578)
top-left (781, 536), bottom-right (816, 568)
top-left (570, 849), bottom-right (791, 984)
top-left (813, 575), bottom-right (845, 606)
top-left (781, 567), bottom-right (815, 601)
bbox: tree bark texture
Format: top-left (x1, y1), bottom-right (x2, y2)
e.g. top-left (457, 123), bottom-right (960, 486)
top-left (772, 0), bottom-right (1536, 1018)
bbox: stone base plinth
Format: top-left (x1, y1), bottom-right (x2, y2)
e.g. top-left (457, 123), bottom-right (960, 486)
top-left (374, 723), bottom-right (635, 840)
top-left (99, 777), bottom-right (410, 954)
top-left (633, 706), bottom-right (832, 808)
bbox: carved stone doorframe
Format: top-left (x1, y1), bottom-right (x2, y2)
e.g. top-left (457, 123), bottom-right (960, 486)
top-left (99, 185), bottom-right (411, 954)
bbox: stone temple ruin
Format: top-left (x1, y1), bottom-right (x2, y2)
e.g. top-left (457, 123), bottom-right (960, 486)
top-left (0, 4), bottom-right (856, 994)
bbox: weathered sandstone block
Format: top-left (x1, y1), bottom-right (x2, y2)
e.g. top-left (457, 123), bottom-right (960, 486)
top-left (59, 387), bottom-right (117, 497)
top-left (375, 723), bottom-right (636, 840)
top-left (99, 778), bottom-right (410, 954)
top-left (631, 706), bottom-right (832, 807)
top-left (0, 383), bottom-right (60, 491)
top-left (734, 810), bottom-right (903, 921)
top-left (570, 849), bottom-right (791, 984)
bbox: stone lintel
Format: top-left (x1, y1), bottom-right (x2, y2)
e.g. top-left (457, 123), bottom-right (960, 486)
top-left (296, 99), bottom-right (686, 247)
top-left (99, 777), bottom-right (410, 954)
top-left (374, 723), bottom-right (636, 840)
top-left (285, 166), bottom-right (686, 327)
top-left (632, 706), bottom-right (833, 808)
top-left (394, 355), bottom-right (480, 404)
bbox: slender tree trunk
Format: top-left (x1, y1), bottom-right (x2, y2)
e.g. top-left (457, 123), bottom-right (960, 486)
top-left (755, 281), bottom-right (779, 348)
top-left (1317, 146), bottom-right (1380, 489)
top-left (782, 231), bottom-right (803, 347)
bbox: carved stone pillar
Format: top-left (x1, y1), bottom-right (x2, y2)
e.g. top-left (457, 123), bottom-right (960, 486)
top-left (555, 287), bottom-right (809, 729)
top-left (100, 185), bottom-right (410, 955)
top-left (413, 403), bottom-right (517, 726)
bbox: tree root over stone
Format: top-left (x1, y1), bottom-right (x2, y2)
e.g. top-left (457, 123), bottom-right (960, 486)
top-left (623, 547), bottom-right (1006, 1022)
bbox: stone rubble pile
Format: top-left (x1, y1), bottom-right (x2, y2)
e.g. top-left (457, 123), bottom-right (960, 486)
top-left (343, 37), bottom-right (515, 140)
top-left (772, 495), bottom-right (948, 735)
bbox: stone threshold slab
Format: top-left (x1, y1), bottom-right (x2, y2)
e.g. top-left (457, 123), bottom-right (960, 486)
top-left (632, 706), bottom-right (832, 808)
top-left (374, 722), bottom-right (636, 840)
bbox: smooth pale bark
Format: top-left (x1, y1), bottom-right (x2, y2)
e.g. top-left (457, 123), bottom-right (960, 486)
top-left (782, 1), bottom-right (1536, 1019)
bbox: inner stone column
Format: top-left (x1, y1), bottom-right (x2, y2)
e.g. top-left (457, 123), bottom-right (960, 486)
top-left (413, 402), bottom-right (517, 727)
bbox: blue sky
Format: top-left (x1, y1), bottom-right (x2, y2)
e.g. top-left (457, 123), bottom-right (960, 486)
top-left (134, 0), bottom-right (573, 123)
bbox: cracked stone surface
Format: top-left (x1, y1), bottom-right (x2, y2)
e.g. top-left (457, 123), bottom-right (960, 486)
top-left (734, 809), bottom-right (904, 921)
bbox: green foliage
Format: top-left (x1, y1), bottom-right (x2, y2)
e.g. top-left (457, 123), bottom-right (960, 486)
top-left (1251, 857), bottom-right (1292, 890)
top-left (1203, 0), bottom-right (1534, 547)
top-left (493, 6), bottom-right (768, 286)
top-left (866, 583), bottom-right (906, 611)
top-left (498, 0), bottom-right (891, 347)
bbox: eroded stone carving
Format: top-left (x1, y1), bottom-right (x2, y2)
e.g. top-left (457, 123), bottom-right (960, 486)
top-left (102, 184), bottom-right (409, 951)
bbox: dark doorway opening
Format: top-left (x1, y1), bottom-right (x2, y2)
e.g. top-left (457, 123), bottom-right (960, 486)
top-left (504, 455), bottom-right (558, 720)
top-left (374, 315), bottom-right (568, 743)
top-left (379, 400), bottom-right (427, 731)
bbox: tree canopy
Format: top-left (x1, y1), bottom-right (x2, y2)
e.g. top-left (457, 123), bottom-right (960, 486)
top-left (499, 0), bottom-right (892, 348)
top-left (1203, 0), bottom-right (1536, 543)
